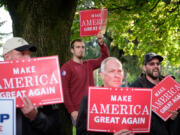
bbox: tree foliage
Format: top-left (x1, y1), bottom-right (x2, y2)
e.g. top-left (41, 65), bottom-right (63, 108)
top-left (69, 0), bottom-right (180, 83)
top-left (0, 19), bottom-right (7, 43)
top-left (72, 0), bottom-right (180, 67)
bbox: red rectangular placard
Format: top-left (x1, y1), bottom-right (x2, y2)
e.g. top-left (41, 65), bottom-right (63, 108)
top-left (152, 75), bottom-right (180, 121)
top-left (0, 56), bottom-right (64, 107)
top-left (80, 9), bottom-right (107, 37)
top-left (87, 87), bottom-right (152, 133)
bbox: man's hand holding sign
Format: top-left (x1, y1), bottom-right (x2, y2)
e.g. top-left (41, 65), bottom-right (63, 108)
top-left (152, 75), bottom-right (180, 121)
top-left (0, 56), bottom-right (64, 107)
top-left (130, 52), bottom-right (180, 134)
top-left (21, 96), bottom-right (38, 120)
top-left (0, 55), bottom-right (64, 121)
top-left (97, 32), bottom-right (104, 45)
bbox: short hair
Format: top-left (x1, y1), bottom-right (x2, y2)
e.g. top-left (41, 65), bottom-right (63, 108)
top-left (70, 39), bottom-right (83, 48)
top-left (100, 57), bottom-right (123, 73)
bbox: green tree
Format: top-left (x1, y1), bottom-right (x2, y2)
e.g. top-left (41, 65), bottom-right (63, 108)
top-left (0, 20), bottom-right (4, 60)
top-left (95, 0), bottom-right (180, 66)
top-left (71, 0), bottom-right (180, 66)
top-left (70, 0), bottom-right (179, 83)
top-left (0, 19), bottom-right (6, 44)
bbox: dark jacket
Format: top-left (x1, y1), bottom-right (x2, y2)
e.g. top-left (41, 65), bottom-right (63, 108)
top-left (16, 105), bottom-right (61, 135)
top-left (130, 74), bottom-right (180, 135)
top-left (76, 95), bottom-right (112, 135)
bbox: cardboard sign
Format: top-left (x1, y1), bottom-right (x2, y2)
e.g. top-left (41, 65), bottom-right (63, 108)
top-left (80, 9), bottom-right (108, 37)
top-left (87, 87), bottom-right (152, 133)
top-left (0, 98), bottom-right (16, 135)
top-left (0, 56), bottom-right (64, 107)
top-left (152, 75), bottom-right (180, 121)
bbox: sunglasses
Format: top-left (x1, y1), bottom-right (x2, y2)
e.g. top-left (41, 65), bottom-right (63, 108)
top-left (147, 62), bottom-right (160, 66)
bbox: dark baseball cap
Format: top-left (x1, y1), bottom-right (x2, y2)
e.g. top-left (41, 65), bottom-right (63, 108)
top-left (143, 53), bottom-right (163, 65)
top-left (15, 45), bottom-right (37, 52)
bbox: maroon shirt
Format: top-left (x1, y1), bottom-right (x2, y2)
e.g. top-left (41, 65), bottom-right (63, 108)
top-left (61, 43), bottom-right (109, 113)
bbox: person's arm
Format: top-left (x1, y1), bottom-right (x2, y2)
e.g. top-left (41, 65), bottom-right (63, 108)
top-left (21, 96), bottom-right (38, 120)
top-left (61, 64), bottom-right (76, 113)
top-left (21, 97), bottom-right (61, 134)
top-left (88, 33), bottom-right (109, 70)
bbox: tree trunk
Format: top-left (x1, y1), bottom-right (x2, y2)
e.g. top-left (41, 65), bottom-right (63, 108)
top-left (6, 0), bottom-right (78, 65)
top-left (6, 0), bottom-right (78, 134)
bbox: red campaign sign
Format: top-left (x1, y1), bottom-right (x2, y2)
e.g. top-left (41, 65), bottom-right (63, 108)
top-left (80, 9), bottom-right (108, 37)
top-left (87, 87), bottom-right (152, 133)
top-left (152, 75), bottom-right (180, 121)
top-left (0, 56), bottom-right (64, 107)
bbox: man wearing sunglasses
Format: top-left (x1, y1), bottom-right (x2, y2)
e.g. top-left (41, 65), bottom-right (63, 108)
top-left (130, 53), bottom-right (179, 135)
top-left (131, 53), bottom-right (163, 88)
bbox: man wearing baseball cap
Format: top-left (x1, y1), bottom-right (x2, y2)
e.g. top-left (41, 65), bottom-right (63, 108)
top-left (130, 53), bottom-right (179, 135)
top-left (132, 52), bottom-right (164, 87)
top-left (3, 37), bottom-right (36, 60)
top-left (2, 37), bottom-right (61, 135)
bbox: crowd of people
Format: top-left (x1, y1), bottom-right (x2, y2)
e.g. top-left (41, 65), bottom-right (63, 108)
top-left (1, 34), bottom-right (179, 135)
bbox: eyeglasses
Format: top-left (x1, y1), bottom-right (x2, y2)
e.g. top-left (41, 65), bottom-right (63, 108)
top-left (147, 62), bottom-right (160, 66)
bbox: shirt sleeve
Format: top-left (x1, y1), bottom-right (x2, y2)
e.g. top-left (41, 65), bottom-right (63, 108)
top-left (61, 64), bottom-right (76, 113)
top-left (88, 43), bottom-right (109, 70)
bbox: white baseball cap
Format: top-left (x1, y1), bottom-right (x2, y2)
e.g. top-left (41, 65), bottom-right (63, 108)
top-left (3, 37), bottom-right (37, 55)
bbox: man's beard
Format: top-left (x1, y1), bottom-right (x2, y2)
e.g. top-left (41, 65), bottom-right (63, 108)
top-left (146, 69), bottom-right (160, 80)
top-left (77, 55), bottom-right (84, 59)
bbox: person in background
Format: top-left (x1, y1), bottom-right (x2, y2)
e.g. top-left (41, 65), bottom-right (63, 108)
top-left (61, 33), bottom-right (109, 125)
top-left (130, 52), bottom-right (179, 135)
top-left (76, 57), bottom-right (133, 135)
top-left (3, 37), bottom-right (61, 135)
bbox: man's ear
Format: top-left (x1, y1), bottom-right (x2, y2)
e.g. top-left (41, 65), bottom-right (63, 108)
top-left (3, 53), bottom-right (8, 60)
top-left (100, 72), bottom-right (104, 81)
top-left (71, 48), bottom-right (74, 54)
top-left (142, 65), bottom-right (146, 72)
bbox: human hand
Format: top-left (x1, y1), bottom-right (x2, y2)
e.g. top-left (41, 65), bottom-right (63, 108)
top-left (20, 96), bottom-right (38, 120)
top-left (97, 32), bottom-right (104, 45)
top-left (114, 129), bottom-right (134, 135)
top-left (71, 111), bottom-right (78, 121)
top-left (169, 110), bottom-right (178, 120)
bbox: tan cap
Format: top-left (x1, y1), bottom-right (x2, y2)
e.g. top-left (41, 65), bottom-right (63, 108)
top-left (3, 37), bottom-right (36, 55)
